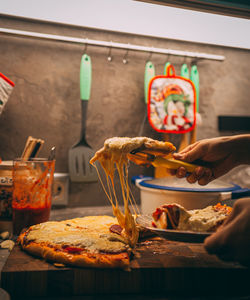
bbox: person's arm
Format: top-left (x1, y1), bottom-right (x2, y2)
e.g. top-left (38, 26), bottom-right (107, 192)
top-left (204, 197), bottom-right (250, 267)
top-left (173, 134), bottom-right (250, 185)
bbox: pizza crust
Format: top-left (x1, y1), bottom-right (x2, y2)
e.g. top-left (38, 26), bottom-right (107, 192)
top-left (20, 240), bottom-right (130, 268)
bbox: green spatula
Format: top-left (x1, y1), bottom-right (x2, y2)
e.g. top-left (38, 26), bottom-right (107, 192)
top-left (68, 54), bottom-right (98, 182)
top-left (178, 63), bottom-right (190, 152)
top-left (138, 61), bottom-right (155, 136)
top-left (163, 61), bottom-right (172, 145)
top-left (190, 65), bottom-right (200, 144)
top-left (154, 62), bottom-right (171, 178)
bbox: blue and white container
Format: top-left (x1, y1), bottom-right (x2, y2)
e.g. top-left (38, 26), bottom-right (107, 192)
top-left (133, 176), bottom-right (250, 214)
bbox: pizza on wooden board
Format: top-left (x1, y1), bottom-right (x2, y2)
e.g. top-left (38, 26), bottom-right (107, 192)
top-left (18, 137), bottom-right (176, 269)
top-left (18, 216), bottom-right (131, 269)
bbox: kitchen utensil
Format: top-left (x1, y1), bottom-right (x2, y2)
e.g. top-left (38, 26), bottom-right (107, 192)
top-left (154, 62), bottom-right (171, 178)
top-left (133, 176), bottom-right (250, 213)
top-left (136, 214), bottom-right (210, 243)
top-left (129, 150), bottom-right (198, 172)
top-left (163, 63), bottom-right (172, 143)
top-left (21, 136), bottom-right (44, 160)
top-left (190, 65), bottom-right (200, 144)
top-left (48, 146), bottom-right (56, 161)
top-left (0, 73), bottom-right (14, 116)
top-left (68, 54), bottom-right (97, 182)
top-left (178, 63), bottom-right (190, 152)
top-left (138, 61), bottom-right (155, 136)
top-left (144, 61), bottom-right (155, 105)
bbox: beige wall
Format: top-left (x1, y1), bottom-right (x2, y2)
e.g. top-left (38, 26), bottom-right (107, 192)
top-left (0, 15), bottom-right (249, 206)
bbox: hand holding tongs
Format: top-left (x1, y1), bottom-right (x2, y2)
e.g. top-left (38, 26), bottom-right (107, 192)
top-left (128, 149), bottom-right (198, 172)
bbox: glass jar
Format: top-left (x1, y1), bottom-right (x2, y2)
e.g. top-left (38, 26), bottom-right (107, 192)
top-left (0, 161), bottom-right (13, 232)
top-left (12, 158), bottom-right (55, 235)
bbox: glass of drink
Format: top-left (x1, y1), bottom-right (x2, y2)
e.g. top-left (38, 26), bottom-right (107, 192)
top-left (12, 158), bottom-right (55, 235)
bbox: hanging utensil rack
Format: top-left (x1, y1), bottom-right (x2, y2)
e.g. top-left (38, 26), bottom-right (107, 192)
top-left (0, 27), bottom-right (225, 61)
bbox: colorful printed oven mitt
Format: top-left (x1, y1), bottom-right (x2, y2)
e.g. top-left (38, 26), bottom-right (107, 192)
top-left (147, 64), bottom-right (196, 134)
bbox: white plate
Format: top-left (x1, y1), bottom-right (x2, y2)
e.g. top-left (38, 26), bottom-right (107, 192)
top-left (136, 215), bottom-right (211, 243)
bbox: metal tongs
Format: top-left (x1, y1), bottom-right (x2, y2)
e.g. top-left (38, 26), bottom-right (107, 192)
top-left (128, 148), bottom-right (198, 172)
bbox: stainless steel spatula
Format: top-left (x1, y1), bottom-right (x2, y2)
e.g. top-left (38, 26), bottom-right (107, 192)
top-left (68, 54), bottom-right (98, 182)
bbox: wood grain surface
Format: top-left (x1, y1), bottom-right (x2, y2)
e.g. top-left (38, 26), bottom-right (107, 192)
top-left (2, 237), bottom-right (250, 298)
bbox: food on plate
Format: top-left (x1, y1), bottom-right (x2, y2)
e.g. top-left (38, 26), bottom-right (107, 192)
top-left (152, 203), bottom-right (232, 232)
top-left (90, 137), bottom-right (176, 247)
top-left (18, 216), bottom-right (131, 269)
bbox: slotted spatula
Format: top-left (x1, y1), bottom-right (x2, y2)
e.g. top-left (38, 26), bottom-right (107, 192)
top-left (68, 54), bottom-right (98, 182)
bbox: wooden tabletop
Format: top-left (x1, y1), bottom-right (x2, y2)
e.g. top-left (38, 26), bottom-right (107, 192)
top-left (1, 206), bottom-right (250, 299)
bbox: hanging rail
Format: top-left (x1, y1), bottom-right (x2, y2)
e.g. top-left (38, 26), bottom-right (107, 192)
top-left (0, 27), bottom-right (225, 61)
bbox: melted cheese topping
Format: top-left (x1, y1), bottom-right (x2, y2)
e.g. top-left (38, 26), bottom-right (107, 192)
top-left (26, 216), bottom-right (128, 253)
top-left (90, 137), bottom-right (175, 247)
top-left (178, 205), bottom-right (229, 232)
top-left (178, 206), bottom-right (227, 232)
top-left (153, 203), bottom-right (231, 232)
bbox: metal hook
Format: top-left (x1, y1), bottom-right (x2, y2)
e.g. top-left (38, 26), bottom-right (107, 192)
top-left (191, 58), bottom-right (199, 66)
top-left (122, 47), bottom-right (129, 64)
top-left (146, 47), bottom-right (154, 62)
top-left (83, 38), bottom-right (88, 53)
top-left (107, 42), bottom-right (113, 62)
top-left (165, 52), bottom-right (170, 63)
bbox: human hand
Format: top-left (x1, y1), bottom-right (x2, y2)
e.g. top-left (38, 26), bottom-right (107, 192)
top-left (173, 136), bottom-right (238, 185)
top-left (204, 198), bottom-right (250, 267)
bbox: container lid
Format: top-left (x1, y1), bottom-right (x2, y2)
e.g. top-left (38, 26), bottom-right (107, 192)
top-left (136, 176), bottom-right (241, 193)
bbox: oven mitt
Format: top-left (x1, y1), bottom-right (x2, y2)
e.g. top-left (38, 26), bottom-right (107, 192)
top-left (147, 64), bottom-right (196, 134)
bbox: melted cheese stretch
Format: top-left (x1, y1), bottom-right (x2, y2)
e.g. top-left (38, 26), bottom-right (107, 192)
top-left (90, 137), bottom-right (176, 247)
top-left (91, 149), bottom-right (139, 247)
top-left (25, 216), bottom-right (128, 253)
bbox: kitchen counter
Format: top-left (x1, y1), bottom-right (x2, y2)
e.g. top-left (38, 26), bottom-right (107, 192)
top-left (1, 206), bottom-right (250, 300)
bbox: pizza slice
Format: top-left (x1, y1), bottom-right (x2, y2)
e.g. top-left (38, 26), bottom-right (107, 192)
top-left (90, 137), bottom-right (176, 247)
top-left (90, 137), bottom-right (176, 169)
top-left (18, 216), bottom-right (131, 269)
top-left (152, 203), bottom-right (232, 232)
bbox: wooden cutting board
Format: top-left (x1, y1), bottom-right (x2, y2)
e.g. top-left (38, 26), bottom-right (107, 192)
top-left (2, 237), bottom-right (250, 298)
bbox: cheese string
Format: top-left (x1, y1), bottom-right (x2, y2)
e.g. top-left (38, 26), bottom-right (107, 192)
top-left (93, 162), bottom-right (126, 228)
top-left (123, 163), bottom-right (140, 216)
top-left (92, 157), bottom-right (139, 247)
top-left (93, 163), bottom-right (114, 207)
top-left (94, 160), bottom-right (140, 216)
